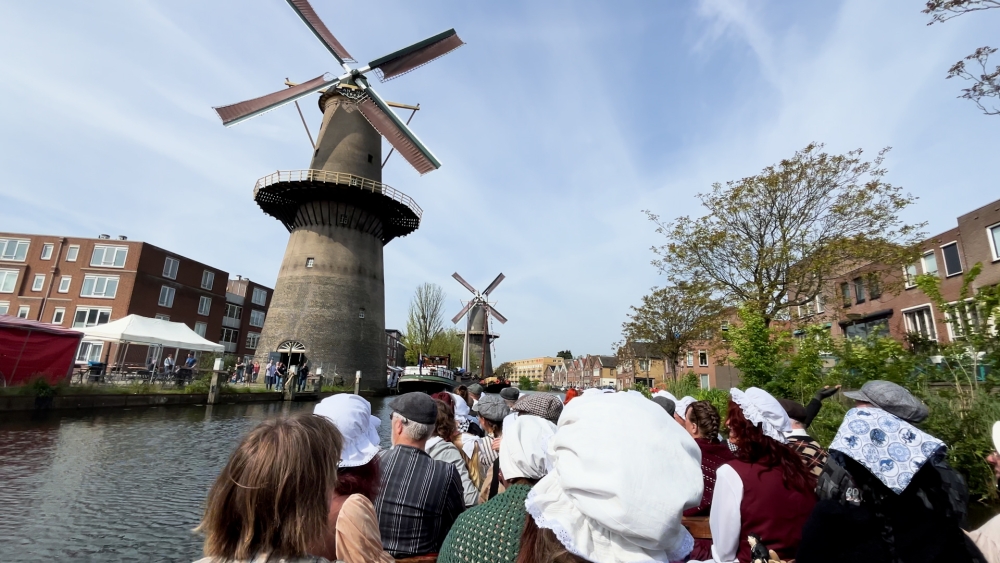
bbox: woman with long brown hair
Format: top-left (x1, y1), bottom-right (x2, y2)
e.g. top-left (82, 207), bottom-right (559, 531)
top-left (693, 387), bottom-right (817, 563)
top-left (427, 398), bottom-right (480, 507)
top-left (194, 413), bottom-right (343, 563)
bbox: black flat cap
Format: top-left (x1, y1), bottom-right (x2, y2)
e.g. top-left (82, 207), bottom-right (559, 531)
top-left (500, 387), bottom-right (520, 401)
top-left (652, 396), bottom-right (676, 417)
top-left (391, 392), bottom-right (438, 425)
top-left (777, 398), bottom-right (807, 423)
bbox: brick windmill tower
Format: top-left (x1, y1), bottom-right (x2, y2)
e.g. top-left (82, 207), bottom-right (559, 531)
top-left (214, 0), bottom-right (463, 391)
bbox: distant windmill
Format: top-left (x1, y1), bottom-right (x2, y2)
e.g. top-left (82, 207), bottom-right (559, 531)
top-left (451, 273), bottom-right (507, 378)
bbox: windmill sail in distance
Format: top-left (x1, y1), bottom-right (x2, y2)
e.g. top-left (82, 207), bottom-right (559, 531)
top-left (451, 272), bottom-right (506, 379)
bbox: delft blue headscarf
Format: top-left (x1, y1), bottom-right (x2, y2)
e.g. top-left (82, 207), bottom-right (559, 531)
top-left (829, 407), bottom-right (945, 494)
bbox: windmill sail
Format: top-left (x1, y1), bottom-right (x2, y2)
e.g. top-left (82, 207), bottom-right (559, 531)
top-left (215, 74), bottom-right (336, 126)
top-left (369, 29), bottom-right (464, 81)
top-left (356, 84), bottom-right (441, 174)
top-left (285, 0), bottom-right (355, 63)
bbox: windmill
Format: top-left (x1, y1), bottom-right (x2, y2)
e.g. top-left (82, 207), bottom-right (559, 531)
top-left (213, 0), bottom-right (463, 392)
top-left (451, 273), bottom-right (507, 379)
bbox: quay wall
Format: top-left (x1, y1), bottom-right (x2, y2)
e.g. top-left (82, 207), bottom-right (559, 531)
top-left (0, 391), bottom-right (336, 412)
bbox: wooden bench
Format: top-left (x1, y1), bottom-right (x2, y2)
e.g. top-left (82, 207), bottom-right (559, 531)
top-left (395, 556), bottom-right (437, 563)
top-left (682, 516), bottom-right (712, 540)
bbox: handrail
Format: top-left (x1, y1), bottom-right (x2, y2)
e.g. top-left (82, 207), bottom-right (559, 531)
top-left (254, 170), bottom-right (423, 219)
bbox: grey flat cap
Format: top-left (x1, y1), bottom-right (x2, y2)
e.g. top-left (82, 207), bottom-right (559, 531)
top-left (473, 393), bottom-right (510, 423)
top-left (467, 383), bottom-right (484, 395)
top-left (391, 392), bottom-right (438, 425)
top-left (500, 387), bottom-right (520, 401)
top-left (652, 396), bottom-right (675, 417)
top-left (843, 380), bottom-right (928, 423)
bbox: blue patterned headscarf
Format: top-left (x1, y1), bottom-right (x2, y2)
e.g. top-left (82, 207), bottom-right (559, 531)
top-left (829, 407), bottom-right (945, 494)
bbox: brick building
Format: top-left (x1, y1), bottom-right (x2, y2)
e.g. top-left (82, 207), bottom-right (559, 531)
top-left (224, 276), bottom-right (273, 363)
top-left (385, 329), bottom-right (406, 370)
top-left (0, 232), bottom-right (271, 368)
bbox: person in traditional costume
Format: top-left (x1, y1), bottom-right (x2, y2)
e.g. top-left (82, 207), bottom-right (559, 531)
top-left (679, 400), bottom-right (735, 561)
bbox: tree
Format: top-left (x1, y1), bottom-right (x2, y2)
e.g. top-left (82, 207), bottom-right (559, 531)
top-left (494, 361), bottom-right (515, 381)
top-left (518, 375), bottom-right (537, 391)
top-left (726, 305), bottom-right (787, 390)
top-left (924, 1), bottom-right (1000, 116)
top-left (402, 283), bottom-right (446, 363)
top-left (620, 282), bottom-right (725, 382)
top-left (645, 144), bottom-right (923, 325)
top-left (556, 350), bottom-right (573, 360)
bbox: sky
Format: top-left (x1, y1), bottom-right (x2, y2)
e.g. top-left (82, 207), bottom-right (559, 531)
top-left (1, 1), bottom-right (998, 364)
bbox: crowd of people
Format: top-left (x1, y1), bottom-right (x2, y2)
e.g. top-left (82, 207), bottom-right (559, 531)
top-left (194, 380), bottom-right (1000, 563)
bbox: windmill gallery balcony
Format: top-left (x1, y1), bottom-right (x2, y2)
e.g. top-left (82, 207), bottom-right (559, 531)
top-left (252, 170), bottom-right (422, 243)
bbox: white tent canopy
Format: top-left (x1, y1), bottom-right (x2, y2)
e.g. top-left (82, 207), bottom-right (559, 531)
top-left (79, 314), bottom-right (224, 353)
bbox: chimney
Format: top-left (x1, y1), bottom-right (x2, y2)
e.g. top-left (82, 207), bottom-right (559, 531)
top-left (98, 234), bottom-right (110, 239)
top-left (117, 235), bottom-right (128, 240)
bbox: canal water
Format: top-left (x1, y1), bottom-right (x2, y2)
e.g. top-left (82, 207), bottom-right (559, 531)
top-left (0, 397), bottom-right (397, 563)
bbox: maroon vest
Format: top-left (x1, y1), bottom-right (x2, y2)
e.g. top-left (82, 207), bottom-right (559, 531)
top-left (727, 459), bottom-right (816, 563)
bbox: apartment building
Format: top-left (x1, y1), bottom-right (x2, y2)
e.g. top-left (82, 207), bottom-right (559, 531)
top-left (224, 276), bottom-right (273, 362)
top-left (508, 356), bottom-right (563, 383)
top-left (0, 232), bottom-right (271, 366)
top-left (385, 329), bottom-right (407, 370)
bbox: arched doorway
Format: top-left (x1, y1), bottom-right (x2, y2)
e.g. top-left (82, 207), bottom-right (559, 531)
top-left (276, 340), bottom-right (307, 370)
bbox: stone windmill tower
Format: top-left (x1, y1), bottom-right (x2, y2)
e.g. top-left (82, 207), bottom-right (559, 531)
top-left (451, 273), bottom-right (506, 378)
top-left (214, 0), bottom-right (463, 391)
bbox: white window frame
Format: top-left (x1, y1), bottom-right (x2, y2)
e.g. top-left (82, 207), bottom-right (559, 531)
top-left (201, 270), bottom-right (214, 290)
top-left (940, 241), bottom-right (963, 277)
top-left (194, 321), bottom-right (208, 337)
top-left (73, 307), bottom-right (112, 328)
top-left (163, 256), bottom-right (179, 280)
top-left (988, 222), bottom-right (1000, 262)
top-left (65, 245), bottom-right (79, 262)
top-left (686, 351), bottom-right (694, 367)
top-left (31, 274), bottom-right (45, 292)
top-left (16, 305), bottom-right (29, 318)
top-left (0, 301), bottom-right (8, 315)
top-left (198, 296), bottom-right (212, 316)
top-left (90, 245), bottom-right (128, 268)
top-left (0, 269), bottom-right (19, 294)
top-left (51, 307), bottom-right (66, 324)
top-left (155, 314), bottom-right (170, 321)
top-left (40, 243), bottom-right (54, 260)
top-left (0, 238), bottom-right (29, 262)
top-left (251, 287), bottom-right (267, 306)
top-left (904, 264), bottom-right (919, 289)
top-left (698, 350), bottom-right (709, 367)
top-left (80, 274), bottom-right (119, 298)
top-left (246, 331), bottom-right (261, 350)
top-left (944, 299), bottom-right (984, 340)
top-left (902, 304), bottom-right (938, 341)
top-left (220, 327), bottom-right (239, 344)
top-left (224, 303), bottom-right (242, 320)
top-left (700, 374), bottom-right (710, 389)
top-left (158, 286), bottom-right (175, 307)
top-left (58, 276), bottom-right (71, 293)
top-left (76, 341), bottom-right (104, 363)
top-left (249, 309), bottom-right (265, 328)
top-left (921, 251), bottom-right (939, 277)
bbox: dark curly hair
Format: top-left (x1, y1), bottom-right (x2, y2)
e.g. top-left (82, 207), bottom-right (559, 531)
top-left (727, 399), bottom-right (815, 494)
top-left (433, 399), bottom-right (458, 441)
top-left (334, 456), bottom-right (381, 502)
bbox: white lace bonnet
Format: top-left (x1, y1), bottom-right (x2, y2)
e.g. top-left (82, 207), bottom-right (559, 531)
top-left (730, 387), bottom-right (791, 443)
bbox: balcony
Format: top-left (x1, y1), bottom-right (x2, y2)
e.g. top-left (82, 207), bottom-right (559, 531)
top-left (222, 316), bottom-right (241, 329)
top-left (221, 341), bottom-right (237, 354)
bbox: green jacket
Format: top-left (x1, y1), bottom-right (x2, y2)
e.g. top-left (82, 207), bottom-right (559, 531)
top-left (437, 484), bottom-right (531, 563)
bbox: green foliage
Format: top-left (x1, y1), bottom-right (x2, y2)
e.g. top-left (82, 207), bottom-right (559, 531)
top-left (825, 333), bottom-right (917, 389)
top-left (661, 373), bottom-right (730, 428)
top-left (727, 305), bottom-right (786, 389)
top-left (921, 389), bottom-right (1000, 503)
top-left (631, 382), bottom-right (653, 398)
top-left (24, 376), bottom-right (59, 398)
top-left (556, 350), bottom-right (573, 360)
top-left (494, 362), bottom-right (515, 381)
top-left (184, 374), bottom-right (212, 394)
top-left (403, 283), bottom-right (447, 363)
top-left (517, 376), bottom-right (537, 391)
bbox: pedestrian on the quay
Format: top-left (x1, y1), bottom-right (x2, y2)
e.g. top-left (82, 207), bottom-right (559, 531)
top-left (373, 392), bottom-right (464, 559)
top-left (298, 359), bottom-right (310, 392)
top-left (438, 415), bottom-right (557, 563)
top-left (235, 359), bottom-right (245, 383)
top-left (517, 390), bottom-right (703, 563)
top-left (185, 352), bottom-right (196, 369)
top-left (163, 354), bottom-right (175, 377)
top-left (251, 361), bottom-right (260, 384)
top-left (193, 412), bottom-right (343, 563)
top-left (312, 394), bottom-right (394, 563)
top-left (276, 362), bottom-right (287, 391)
top-left (265, 360), bottom-right (276, 391)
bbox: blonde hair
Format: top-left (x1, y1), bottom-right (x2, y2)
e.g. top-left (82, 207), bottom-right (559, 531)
top-left (196, 413), bottom-right (343, 560)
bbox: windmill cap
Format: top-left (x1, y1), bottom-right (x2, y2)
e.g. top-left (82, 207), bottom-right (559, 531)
top-left (842, 380), bottom-right (928, 423)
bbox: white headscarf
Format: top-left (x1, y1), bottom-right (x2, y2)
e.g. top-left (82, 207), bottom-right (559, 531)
top-left (730, 387), bottom-right (791, 444)
top-left (525, 391), bottom-right (704, 563)
top-left (675, 395), bottom-right (696, 418)
top-left (653, 390), bottom-right (677, 402)
top-left (499, 415), bottom-right (557, 481)
top-left (313, 394), bottom-right (381, 467)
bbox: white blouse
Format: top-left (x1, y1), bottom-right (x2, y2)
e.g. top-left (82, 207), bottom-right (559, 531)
top-left (690, 463), bottom-right (744, 563)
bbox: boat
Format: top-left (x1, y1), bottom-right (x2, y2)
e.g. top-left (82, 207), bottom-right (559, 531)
top-left (396, 364), bottom-right (457, 394)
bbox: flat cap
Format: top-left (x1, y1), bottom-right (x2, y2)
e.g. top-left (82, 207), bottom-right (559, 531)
top-left (843, 380), bottom-right (928, 423)
top-left (777, 398), bottom-right (807, 423)
top-left (652, 396), bottom-right (675, 417)
top-left (500, 387), bottom-right (520, 401)
top-left (391, 392), bottom-right (438, 425)
top-left (513, 393), bottom-right (564, 423)
top-left (473, 393), bottom-right (510, 423)
top-left (467, 383), bottom-right (484, 395)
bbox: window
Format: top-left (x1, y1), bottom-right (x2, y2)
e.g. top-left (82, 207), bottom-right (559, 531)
top-left (359, 308), bottom-right (366, 319)
top-left (306, 257), bottom-right (315, 268)
top-left (198, 296), bottom-right (212, 316)
top-left (942, 242), bottom-right (963, 276)
top-left (155, 314), bottom-right (170, 321)
top-left (921, 251), bottom-right (939, 277)
top-left (840, 282), bottom-right (851, 307)
top-left (0, 239), bottom-right (29, 261)
top-left (163, 257), bottom-right (179, 279)
top-left (90, 245), bottom-right (127, 268)
top-left (76, 341), bottom-right (104, 363)
top-left (40, 243), bottom-right (54, 260)
top-left (194, 321), bottom-right (207, 337)
top-left (686, 351), bottom-right (694, 367)
top-left (868, 274), bottom-right (882, 299)
top-left (81, 275), bottom-right (119, 298)
top-left (249, 310), bottom-right (266, 327)
top-left (700, 374), bottom-right (710, 390)
top-left (73, 307), bottom-right (112, 328)
top-left (16, 305), bottom-right (29, 318)
top-left (224, 303), bottom-right (242, 320)
top-left (845, 317), bottom-right (889, 339)
top-left (201, 270), bottom-right (214, 290)
top-left (720, 320), bottom-right (729, 331)
top-left (220, 327), bottom-right (239, 343)
top-left (904, 264), bottom-right (919, 288)
top-left (945, 300), bottom-right (983, 340)
top-left (638, 359), bottom-right (650, 372)
top-left (251, 287), bottom-right (267, 306)
top-left (0, 302), bottom-right (7, 315)
top-left (58, 276), bottom-right (71, 293)
top-left (31, 274), bottom-right (45, 291)
top-left (158, 286), bottom-right (175, 307)
top-left (51, 307), bottom-right (65, 324)
top-left (990, 224), bottom-right (1000, 261)
top-left (246, 332), bottom-right (261, 350)
top-left (854, 277), bottom-right (865, 304)
top-left (65, 245), bottom-right (79, 262)
top-left (0, 270), bottom-right (18, 293)
top-left (903, 305), bottom-right (937, 341)
top-left (698, 350), bottom-right (708, 367)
